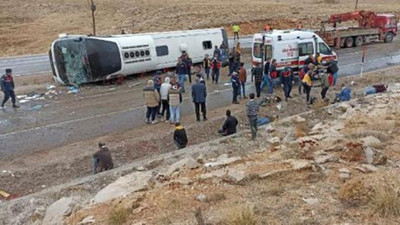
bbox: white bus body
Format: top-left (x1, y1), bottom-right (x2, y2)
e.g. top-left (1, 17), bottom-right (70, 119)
top-left (252, 30), bottom-right (337, 72)
top-left (49, 28), bottom-right (228, 85)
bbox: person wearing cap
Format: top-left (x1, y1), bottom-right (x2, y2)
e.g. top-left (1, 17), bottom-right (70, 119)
top-left (168, 83), bottom-right (183, 124)
top-left (93, 143), bottom-right (114, 174)
top-left (1, 69), bottom-right (18, 108)
top-left (231, 71), bottom-right (240, 104)
top-left (280, 66), bottom-right (294, 101)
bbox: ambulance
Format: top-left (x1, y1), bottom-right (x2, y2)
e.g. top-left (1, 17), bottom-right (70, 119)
top-left (252, 30), bottom-right (337, 73)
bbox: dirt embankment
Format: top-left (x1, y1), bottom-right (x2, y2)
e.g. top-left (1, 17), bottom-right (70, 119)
top-left (1, 67), bottom-right (399, 225)
top-left (1, 0), bottom-right (400, 56)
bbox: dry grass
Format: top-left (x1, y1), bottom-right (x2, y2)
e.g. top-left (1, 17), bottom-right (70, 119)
top-left (339, 172), bottom-right (400, 218)
top-left (108, 206), bottom-right (129, 225)
top-left (369, 176), bottom-right (400, 217)
top-left (221, 205), bottom-right (258, 225)
top-left (207, 193), bottom-right (227, 203)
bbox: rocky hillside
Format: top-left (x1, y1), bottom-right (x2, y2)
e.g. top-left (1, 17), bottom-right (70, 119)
top-left (2, 79), bottom-right (399, 225)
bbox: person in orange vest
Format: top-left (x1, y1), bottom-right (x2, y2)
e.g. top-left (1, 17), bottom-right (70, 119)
top-left (297, 22), bottom-right (303, 30)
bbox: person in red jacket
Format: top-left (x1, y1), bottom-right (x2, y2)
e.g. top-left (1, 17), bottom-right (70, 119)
top-left (211, 55), bottom-right (221, 84)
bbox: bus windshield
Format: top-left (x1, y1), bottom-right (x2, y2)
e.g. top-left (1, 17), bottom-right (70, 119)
top-left (53, 38), bottom-right (90, 85)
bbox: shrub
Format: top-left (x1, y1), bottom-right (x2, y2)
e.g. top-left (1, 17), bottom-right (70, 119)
top-left (108, 206), bottom-right (129, 225)
top-left (221, 205), bottom-right (258, 225)
top-left (369, 180), bottom-right (400, 217)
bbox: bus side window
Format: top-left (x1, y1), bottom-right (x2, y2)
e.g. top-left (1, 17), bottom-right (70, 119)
top-left (156, 46), bottom-right (169, 57)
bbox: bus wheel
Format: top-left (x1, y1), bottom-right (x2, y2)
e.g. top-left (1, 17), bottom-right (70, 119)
top-left (354, 36), bottom-right (363, 47)
top-left (344, 37), bottom-right (354, 48)
top-left (384, 32), bottom-right (394, 43)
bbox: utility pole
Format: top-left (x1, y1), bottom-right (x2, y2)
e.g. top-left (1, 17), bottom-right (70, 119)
top-left (89, 0), bottom-right (96, 36)
top-left (355, 0), bottom-right (359, 11)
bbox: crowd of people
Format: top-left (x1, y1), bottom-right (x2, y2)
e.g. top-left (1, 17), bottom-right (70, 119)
top-left (93, 49), bottom-right (350, 174)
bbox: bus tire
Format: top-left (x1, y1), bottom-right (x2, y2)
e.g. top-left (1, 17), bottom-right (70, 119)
top-left (384, 32), bottom-right (394, 43)
top-left (344, 37), bottom-right (354, 48)
top-left (354, 36), bottom-right (363, 47)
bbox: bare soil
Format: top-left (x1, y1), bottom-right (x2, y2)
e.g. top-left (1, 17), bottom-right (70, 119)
top-left (1, 0), bottom-right (400, 56)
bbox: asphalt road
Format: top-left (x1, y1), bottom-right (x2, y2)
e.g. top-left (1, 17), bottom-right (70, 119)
top-left (0, 35), bottom-right (400, 159)
top-left (0, 35), bottom-right (399, 77)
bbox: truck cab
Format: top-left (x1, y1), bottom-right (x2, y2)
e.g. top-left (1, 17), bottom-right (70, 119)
top-left (376, 14), bottom-right (398, 43)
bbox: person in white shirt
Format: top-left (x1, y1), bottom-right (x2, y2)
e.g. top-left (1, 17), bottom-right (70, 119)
top-left (159, 77), bottom-right (171, 121)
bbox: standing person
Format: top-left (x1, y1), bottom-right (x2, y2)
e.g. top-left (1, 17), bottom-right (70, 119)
top-left (176, 57), bottom-right (187, 92)
top-left (261, 59), bottom-right (271, 90)
top-left (327, 61), bottom-right (339, 86)
top-left (238, 62), bottom-right (247, 98)
top-left (191, 78), bottom-right (207, 122)
top-left (182, 52), bottom-right (193, 83)
top-left (168, 84), bottom-right (183, 124)
top-left (231, 72), bottom-right (240, 104)
top-left (298, 64), bottom-right (309, 94)
top-left (160, 77), bottom-right (171, 121)
top-left (153, 70), bottom-right (162, 115)
top-left (302, 64), bottom-right (315, 104)
top-left (233, 44), bottom-right (241, 72)
top-left (203, 54), bottom-right (211, 80)
top-left (246, 93), bottom-right (260, 140)
top-left (211, 55), bottom-right (221, 84)
top-left (251, 63), bottom-right (263, 98)
top-left (320, 72), bottom-right (330, 100)
top-left (280, 66), bottom-right (294, 101)
top-left (218, 109), bottom-right (238, 136)
top-left (1, 69), bottom-right (19, 108)
top-left (143, 80), bottom-right (160, 124)
top-left (267, 59), bottom-right (278, 94)
top-left (173, 122), bottom-right (188, 149)
top-left (233, 24), bottom-right (240, 40)
top-left (213, 45), bottom-right (221, 60)
top-left (93, 143), bottom-right (114, 174)
top-left (228, 48), bottom-right (235, 75)
top-left (219, 42), bottom-right (227, 61)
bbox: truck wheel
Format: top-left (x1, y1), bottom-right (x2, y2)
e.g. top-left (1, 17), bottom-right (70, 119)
top-left (354, 36), bottom-right (363, 47)
top-left (384, 32), bottom-right (394, 43)
top-left (345, 37), bottom-right (354, 48)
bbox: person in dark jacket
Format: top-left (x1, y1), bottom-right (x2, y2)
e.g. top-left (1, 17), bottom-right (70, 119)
top-left (93, 143), bottom-right (114, 174)
top-left (153, 70), bottom-right (162, 115)
top-left (218, 109), bottom-right (238, 136)
top-left (238, 62), bottom-right (247, 98)
top-left (251, 63), bottom-right (263, 98)
top-left (203, 54), bottom-right (211, 80)
top-left (211, 56), bottom-right (221, 84)
top-left (267, 59), bottom-right (278, 94)
top-left (173, 122), bottom-right (188, 149)
top-left (176, 57), bottom-right (187, 92)
top-left (1, 69), bottom-right (19, 108)
top-left (191, 78), bottom-right (207, 121)
top-left (280, 67), bottom-right (294, 101)
top-left (261, 59), bottom-right (271, 90)
top-left (231, 72), bottom-right (240, 104)
top-left (213, 46), bottom-right (221, 60)
top-left (182, 52), bottom-right (193, 83)
top-left (327, 61), bottom-right (339, 86)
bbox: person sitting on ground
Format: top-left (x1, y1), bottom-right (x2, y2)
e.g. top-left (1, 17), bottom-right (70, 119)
top-left (93, 143), bottom-right (114, 174)
top-left (173, 122), bottom-right (188, 149)
top-left (218, 109), bottom-right (238, 136)
top-left (332, 83), bottom-right (352, 103)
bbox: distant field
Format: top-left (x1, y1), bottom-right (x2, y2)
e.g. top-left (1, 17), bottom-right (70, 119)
top-left (0, 0), bottom-right (399, 56)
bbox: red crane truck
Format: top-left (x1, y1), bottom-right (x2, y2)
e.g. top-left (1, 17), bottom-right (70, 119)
top-left (317, 10), bottom-right (398, 48)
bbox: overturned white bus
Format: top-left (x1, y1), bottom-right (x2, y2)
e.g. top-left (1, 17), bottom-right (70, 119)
top-left (49, 28), bottom-right (228, 85)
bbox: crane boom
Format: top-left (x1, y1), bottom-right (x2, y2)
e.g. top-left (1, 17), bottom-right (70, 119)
top-left (326, 10), bottom-right (377, 28)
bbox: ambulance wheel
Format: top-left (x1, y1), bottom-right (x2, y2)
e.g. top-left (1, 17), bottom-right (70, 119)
top-left (344, 37), bottom-right (354, 48)
top-left (354, 36), bottom-right (363, 47)
top-left (384, 32), bottom-right (394, 43)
